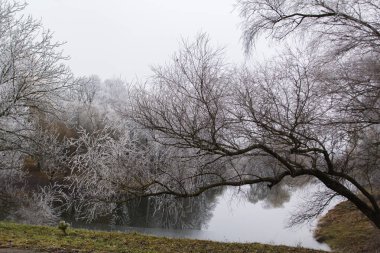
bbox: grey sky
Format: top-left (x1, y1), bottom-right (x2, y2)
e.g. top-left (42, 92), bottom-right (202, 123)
top-left (25, 0), bottom-right (251, 82)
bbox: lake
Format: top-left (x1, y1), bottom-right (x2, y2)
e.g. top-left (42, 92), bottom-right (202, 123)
top-left (71, 183), bottom-right (334, 251)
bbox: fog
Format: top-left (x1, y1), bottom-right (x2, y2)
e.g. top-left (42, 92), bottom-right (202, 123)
top-left (25, 0), bottom-right (251, 81)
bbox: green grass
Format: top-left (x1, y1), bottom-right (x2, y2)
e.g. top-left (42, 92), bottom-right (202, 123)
top-left (314, 201), bottom-right (380, 253)
top-left (0, 221), bottom-right (325, 253)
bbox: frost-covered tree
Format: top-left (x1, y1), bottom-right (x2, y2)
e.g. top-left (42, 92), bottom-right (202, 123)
top-left (64, 120), bottom-right (226, 225)
top-left (0, 0), bottom-right (71, 156)
top-left (0, 0), bottom-right (71, 148)
top-left (239, 0), bottom-right (380, 55)
top-left (0, 0), bottom-right (71, 224)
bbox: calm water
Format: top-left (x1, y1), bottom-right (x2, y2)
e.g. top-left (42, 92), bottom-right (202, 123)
top-left (72, 184), bottom-right (333, 251)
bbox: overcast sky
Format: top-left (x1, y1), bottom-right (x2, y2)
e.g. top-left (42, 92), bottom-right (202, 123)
top-left (25, 0), bottom-right (259, 82)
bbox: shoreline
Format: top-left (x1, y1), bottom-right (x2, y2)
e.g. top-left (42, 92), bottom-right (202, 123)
top-left (0, 221), bottom-right (326, 253)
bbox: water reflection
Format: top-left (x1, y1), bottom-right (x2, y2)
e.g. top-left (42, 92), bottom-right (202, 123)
top-left (111, 188), bottom-right (221, 229)
top-left (70, 184), bottom-right (331, 251)
top-left (247, 183), bottom-right (291, 208)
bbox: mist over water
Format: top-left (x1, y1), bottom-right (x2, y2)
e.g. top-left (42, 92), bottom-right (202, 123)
top-left (71, 184), bottom-right (333, 251)
top-left (204, 186), bottom-right (331, 250)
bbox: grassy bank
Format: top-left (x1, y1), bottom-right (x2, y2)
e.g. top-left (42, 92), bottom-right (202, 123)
top-left (0, 221), bottom-right (325, 253)
top-left (314, 201), bottom-right (380, 252)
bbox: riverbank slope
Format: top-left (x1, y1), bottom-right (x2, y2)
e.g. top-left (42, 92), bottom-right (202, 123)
top-left (314, 201), bottom-right (380, 252)
top-left (0, 221), bottom-right (325, 253)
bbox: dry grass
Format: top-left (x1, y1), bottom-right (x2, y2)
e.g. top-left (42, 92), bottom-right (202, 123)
top-left (0, 221), bottom-right (326, 253)
top-left (314, 201), bottom-right (380, 253)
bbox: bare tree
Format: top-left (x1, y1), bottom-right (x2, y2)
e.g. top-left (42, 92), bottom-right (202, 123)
top-left (0, 0), bottom-right (72, 223)
top-left (71, 75), bottom-right (101, 105)
top-left (238, 0), bottom-right (380, 127)
top-left (0, 1), bottom-right (72, 153)
top-left (238, 0), bottom-right (380, 55)
top-left (131, 33), bottom-right (380, 229)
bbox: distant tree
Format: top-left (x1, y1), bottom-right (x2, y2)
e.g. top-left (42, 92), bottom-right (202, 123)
top-left (72, 75), bottom-right (101, 105)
